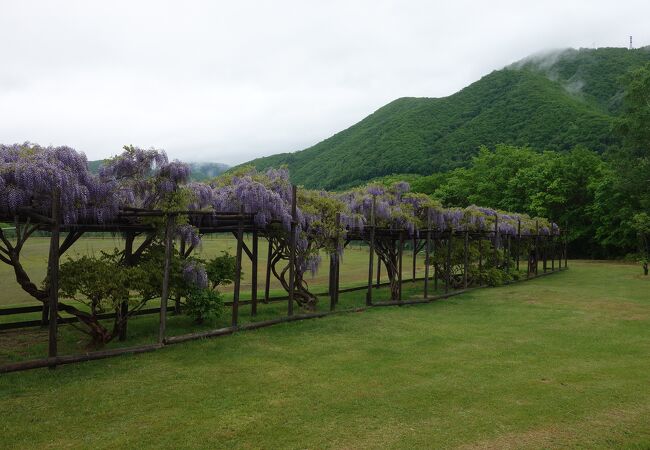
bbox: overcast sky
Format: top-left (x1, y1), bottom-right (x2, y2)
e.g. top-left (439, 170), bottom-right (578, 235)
top-left (1, 0), bottom-right (649, 164)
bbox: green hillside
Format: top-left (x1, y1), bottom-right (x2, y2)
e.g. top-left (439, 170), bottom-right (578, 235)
top-left (244, 47), bottom-right (650, 190)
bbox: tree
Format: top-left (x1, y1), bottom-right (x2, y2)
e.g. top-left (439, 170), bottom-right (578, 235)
top-left (0, 143), bottom-right (119, 330)
top-left (431, 145), bottom-right (614, 257)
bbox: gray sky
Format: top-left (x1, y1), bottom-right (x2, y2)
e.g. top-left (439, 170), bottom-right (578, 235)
top-left (1, 0), bottom-right (649, 164)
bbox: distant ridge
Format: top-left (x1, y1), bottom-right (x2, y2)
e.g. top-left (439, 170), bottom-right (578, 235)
top-left (242, 46), bottom-right (650, 190)
top-left (88, 160), bottom-right (229, 181)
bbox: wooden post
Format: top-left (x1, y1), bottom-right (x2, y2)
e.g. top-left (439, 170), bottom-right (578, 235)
top-left (564, 221), bottom-right (569, 269)
top-left (376, 259), bottom-right (381, 288)
top-left (334, 213), bottom-right (341, 305)
top-left (251, 229), bottom-right (258, 317)
top-left (463, 230), bottom-right (469, 289)
top-left (288, 185), bottom-right (297, 316)
top-left (175, 238), bottom-right (186, 315)
top-left (158, 213), bottom-right (174, 344)
top-left (535, 220), bottom-right (540, 276)
top-left (505, 234), bottom-right (512, 273)
top-left (412, 236), bottom-right (417, 282)
top-left (493, 215), bottom-right (499, 269)
top-left (47, 191), bottom-right (61, 368)
top-left (424, 208), bottom-right (431, 298)
top-left (39, 216), bottom-right (49, 327)
top-left (516, 219), bottom-right (521, 271)
top-left (366, 197), bottom-right (376, 306)
top-left (231, 209), bottom-right (244, 327)
top-left (40, 304), bottom-right (49, 327)
top-left (551, 229), bottom-right (555, 271)
top-left (478, 234), bottom-right (483, 286)
top-left (542, 236), bottom-right (548, 273)
top-left (264, 238), bottom-right (272, 303)
top-left (398, 232), bottom-right (404, 302)
top-left (526, 233), bottom-right (531, 279)
top-left (434, 232), bottom-right (439, 292)
top-left (445, 230), bottom-right (452, 294)
top-left (329, 252), bottom-right (337, 311)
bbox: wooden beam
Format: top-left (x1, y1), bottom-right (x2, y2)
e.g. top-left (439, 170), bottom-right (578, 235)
top-left (232, 231), bottom-right (254, 260)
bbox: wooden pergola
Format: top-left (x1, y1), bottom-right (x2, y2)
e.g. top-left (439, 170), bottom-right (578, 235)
top-left (0, 187), bottom-right (568, 373)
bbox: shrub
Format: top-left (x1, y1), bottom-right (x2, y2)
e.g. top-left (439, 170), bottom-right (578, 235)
top-left (184, 288), bottom-right (224, 324)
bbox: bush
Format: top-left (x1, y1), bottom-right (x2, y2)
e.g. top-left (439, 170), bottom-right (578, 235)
top-left (184, 288), bottom-right (224, 324)
top-left (481, 268), bottom-right (514, 286)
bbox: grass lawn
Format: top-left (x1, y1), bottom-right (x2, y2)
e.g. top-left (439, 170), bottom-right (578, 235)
top-left (0, 235), bottom-right (413, 307)
top-left (1, 261), bottom-right (649, 448)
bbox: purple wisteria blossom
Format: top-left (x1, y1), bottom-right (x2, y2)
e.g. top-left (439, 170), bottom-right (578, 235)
top-left (0, 142), bottom-right (119, 224)
top-left (183, 260), bottom-right (208, 289)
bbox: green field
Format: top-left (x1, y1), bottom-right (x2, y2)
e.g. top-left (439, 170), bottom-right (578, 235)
top-left (0, 235), bottom-right (414, 307)
top-left (1, 261), bottom-right (649, 448)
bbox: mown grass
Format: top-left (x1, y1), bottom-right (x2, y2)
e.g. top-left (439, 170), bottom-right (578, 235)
top-left (1, 261), bottom-right (649, 449)
top-left (0, 235), bottom-right (415, 307)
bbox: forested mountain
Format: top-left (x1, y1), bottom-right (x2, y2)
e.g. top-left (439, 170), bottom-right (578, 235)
top-left (89, 160), bottom-right (229, 181)
top-left (244, 46), bottom-right (650, 190)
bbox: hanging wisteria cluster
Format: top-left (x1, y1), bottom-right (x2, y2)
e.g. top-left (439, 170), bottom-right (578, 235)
top-left (182, 260), bottom-right (209, 290)
top-left (99, 145), bottom-right (191, 210)
top-left (341, 183), bottom-right (558, 239)
top-left (0, 143), bottom-right (119, 224)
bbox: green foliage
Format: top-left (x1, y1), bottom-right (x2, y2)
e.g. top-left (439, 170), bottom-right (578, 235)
top-left (430, 144), bottom-right (612, 256)
top-left (59, 252), bottom-right (147, 314)
top-left (609, 63), bottom-right (650, 224)
top-left (514, 47), bottom-right (650, 113)
top-left (480, 267), bottom-right (513, 287)
top-left (182, 252), bottom-right (236, 323)
top-left (184, 288), bottom-right (224, 324)
top-left (242, 47), bottom-right (650, 190)
top-left (205, 252), bottom-right (238, 290)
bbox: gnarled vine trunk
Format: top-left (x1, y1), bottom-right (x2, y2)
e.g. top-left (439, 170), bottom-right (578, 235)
top-left (372, 237), bottom-right (400, 300)
top-left (267, 236), bottom-right (317, 310)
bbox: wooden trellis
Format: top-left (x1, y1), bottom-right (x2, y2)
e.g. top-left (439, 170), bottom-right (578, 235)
top-left (0, 185), bottom-right (568, 373)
